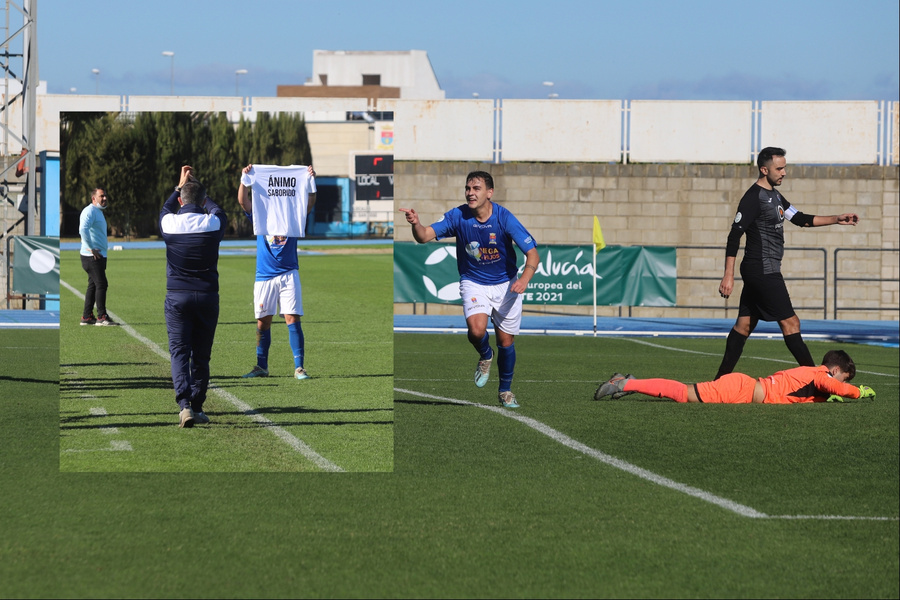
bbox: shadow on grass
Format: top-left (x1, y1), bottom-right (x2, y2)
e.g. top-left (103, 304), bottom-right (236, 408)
top-left (0, 375), bottom-right (58, 385)
top-left (60, 375), bottom-right (174, 393)
top-left (60, 406), bottom-right (393, 430)
top-left (62, 362), bottom-right (159, 368)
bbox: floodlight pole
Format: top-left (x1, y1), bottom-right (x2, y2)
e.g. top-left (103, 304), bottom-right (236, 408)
top-left (162, 51), bottom-right (174, 94)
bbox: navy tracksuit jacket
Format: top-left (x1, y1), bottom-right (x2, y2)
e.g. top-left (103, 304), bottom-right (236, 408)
top-left (160, 191), bottom-right (227, 411)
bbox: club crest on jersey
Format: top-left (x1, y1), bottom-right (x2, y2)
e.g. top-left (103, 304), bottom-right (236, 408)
top-left (489, 233), bottom-right (497, 245)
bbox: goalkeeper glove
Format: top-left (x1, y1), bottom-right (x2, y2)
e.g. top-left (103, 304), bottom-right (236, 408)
top-left (858, 385), bottom-right (876, 400)
top-left (825, 394), bottom-right (844, 403)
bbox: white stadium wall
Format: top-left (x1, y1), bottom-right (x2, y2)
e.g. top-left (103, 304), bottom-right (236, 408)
top-left (37, 95), bottom-right (123, 154)
top-left (629, 101), bottom-right (753, 164)
top-left (33, 95), bottom-right (896, 167)
top-left (500, 100), bottom-right (621, 162)
top-left (393, 99), bottom-right (495, 162)
top-left (125, 96), bottom-right (244, 113)
top-left (760, 101), bottom-right (880, 165)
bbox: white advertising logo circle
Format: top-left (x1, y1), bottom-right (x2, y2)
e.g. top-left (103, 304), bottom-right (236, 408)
top-left (29, 249), bottom-right (56, 274)
top-left (422, 246), bottom-right (459, 301)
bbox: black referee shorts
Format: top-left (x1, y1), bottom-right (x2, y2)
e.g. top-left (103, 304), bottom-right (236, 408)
top-left (737, 271), bottom-right (796, 322)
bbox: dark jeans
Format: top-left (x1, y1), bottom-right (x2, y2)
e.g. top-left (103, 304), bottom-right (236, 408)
top-left (81, 254), bottom-right (108, 318)
top-left (165, 290), bottom-right (219, 412)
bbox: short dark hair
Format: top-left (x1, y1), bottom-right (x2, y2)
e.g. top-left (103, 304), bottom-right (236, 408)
top-left (757, 147), bottom-right (786, 170)
top-left (180, 179), bottom-right (205, 205)
top-left (466, 171), bottom-right (494, 190)
top-left (822, 349), bottom-right (855, 380)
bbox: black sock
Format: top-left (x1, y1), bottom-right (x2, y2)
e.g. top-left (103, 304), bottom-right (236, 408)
top-left (784, 332), bottom-right (815, 366)
top-left (715, 329), bottom-right (748, 379)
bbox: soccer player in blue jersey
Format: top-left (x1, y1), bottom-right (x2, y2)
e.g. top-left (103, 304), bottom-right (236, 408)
top-left (238, 164), bottom-right (316, 380)
top-left (400, 171), bottom-right (540, 408)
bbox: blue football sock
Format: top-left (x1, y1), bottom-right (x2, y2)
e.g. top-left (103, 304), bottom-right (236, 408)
top-left (473, 331), bottom-right (493, 361)
top-left (256, 327), bottom-right (271, 370)
top-left (497, 343), bottom-right (515, 393)
top-left (288, 321), bottom-right (304, 369)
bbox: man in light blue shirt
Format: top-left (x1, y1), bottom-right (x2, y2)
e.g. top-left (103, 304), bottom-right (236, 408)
top-left (78, 188), bottom-right (116, 326)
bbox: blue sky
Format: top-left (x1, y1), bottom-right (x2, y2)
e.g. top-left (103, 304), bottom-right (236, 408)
top-left (39, 0), bottom-right (899, 100)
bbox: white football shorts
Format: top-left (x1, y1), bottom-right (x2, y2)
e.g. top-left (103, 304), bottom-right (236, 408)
top-left (459, 278), bottom-right (524, 335)
top-left (253, 271), bottom-right (303, 319)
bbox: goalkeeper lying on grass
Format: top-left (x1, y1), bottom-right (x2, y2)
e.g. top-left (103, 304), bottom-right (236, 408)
top-left (595, 349), bottom-right (875, 404)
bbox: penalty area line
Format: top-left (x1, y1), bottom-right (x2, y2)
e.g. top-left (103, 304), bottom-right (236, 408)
top-left (61, 278), bottom-right (343, 473)
top-left (394, 387), bottom-right (898, 522)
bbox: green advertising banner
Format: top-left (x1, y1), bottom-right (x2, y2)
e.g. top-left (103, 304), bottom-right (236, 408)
top-left (12, 236), bottom-right (60, 295)
top-left (394, 242), bottom-right (676, 306)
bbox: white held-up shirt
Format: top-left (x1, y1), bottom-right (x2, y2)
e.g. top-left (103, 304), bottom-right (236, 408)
top-left (241, 164), bottom-right (316, 237)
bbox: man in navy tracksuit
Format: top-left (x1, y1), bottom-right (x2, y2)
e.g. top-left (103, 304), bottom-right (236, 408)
top-left (160, 166), bottom-right (227, 428)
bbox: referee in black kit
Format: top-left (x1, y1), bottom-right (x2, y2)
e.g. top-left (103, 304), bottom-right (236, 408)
top-left (715, 147), bottom-right (859, 379)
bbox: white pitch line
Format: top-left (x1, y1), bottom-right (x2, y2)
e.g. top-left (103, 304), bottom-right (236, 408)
top-left (65, 440), bottom-right (133, 452)
top-left (395, 387), bottom-right (765, 518)
top-left (88, 406), bottom-right (120, 434)
top-left (61, 278), bottom-right (343, 472)
top-left (394, 387), bottom-right (898, 522)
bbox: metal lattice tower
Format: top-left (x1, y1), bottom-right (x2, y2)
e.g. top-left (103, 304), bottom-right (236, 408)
top-left (1, 0), bottom-right (37, 236)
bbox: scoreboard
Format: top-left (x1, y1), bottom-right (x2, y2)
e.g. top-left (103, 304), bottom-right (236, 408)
top-left (353, 154), bottom-right (393, 201)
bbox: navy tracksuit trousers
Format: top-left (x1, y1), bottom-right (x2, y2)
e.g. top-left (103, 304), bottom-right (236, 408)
top-left (165, 290), bottom-right (219, 412)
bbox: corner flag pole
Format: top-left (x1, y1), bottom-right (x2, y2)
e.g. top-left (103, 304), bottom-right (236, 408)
top-left (593, 249), bottom-right (597, 335)
top-left (592, 216), bottom-right (605, 336)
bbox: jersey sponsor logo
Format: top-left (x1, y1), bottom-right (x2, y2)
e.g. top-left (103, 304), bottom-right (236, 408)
top-left (489, 233), bottom-right (497, 245)
top-left (777, 205), bottom-right (785, 221)
top-left (465, 241), bottom-right (501, 263)
top-left (734, 212), bottom-right (742, 224)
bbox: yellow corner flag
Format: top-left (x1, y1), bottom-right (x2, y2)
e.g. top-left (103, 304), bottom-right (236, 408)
top-left (593, 216), bottom-right (606, 253)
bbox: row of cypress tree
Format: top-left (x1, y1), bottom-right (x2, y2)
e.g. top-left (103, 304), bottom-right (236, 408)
top-left (60, 111), bottom-right (312, 238)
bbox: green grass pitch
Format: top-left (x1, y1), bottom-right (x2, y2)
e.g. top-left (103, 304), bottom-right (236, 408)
top-left (59, 248), bottom-right (393, 472)
top-left (2, 297), bottom-right (897, 597)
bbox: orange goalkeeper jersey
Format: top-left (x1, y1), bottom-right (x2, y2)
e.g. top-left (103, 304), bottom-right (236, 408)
top-left (759, 365), bottom-right (860, 404)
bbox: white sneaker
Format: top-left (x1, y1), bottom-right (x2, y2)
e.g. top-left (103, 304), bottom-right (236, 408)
top-left (179, 407), bottom-right (195, 428)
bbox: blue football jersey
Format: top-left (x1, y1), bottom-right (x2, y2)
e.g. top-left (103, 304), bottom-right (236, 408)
top-left (255, 235), bottom-right (299, 281)
top-left (430, 203), bottom-right (536, 285)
